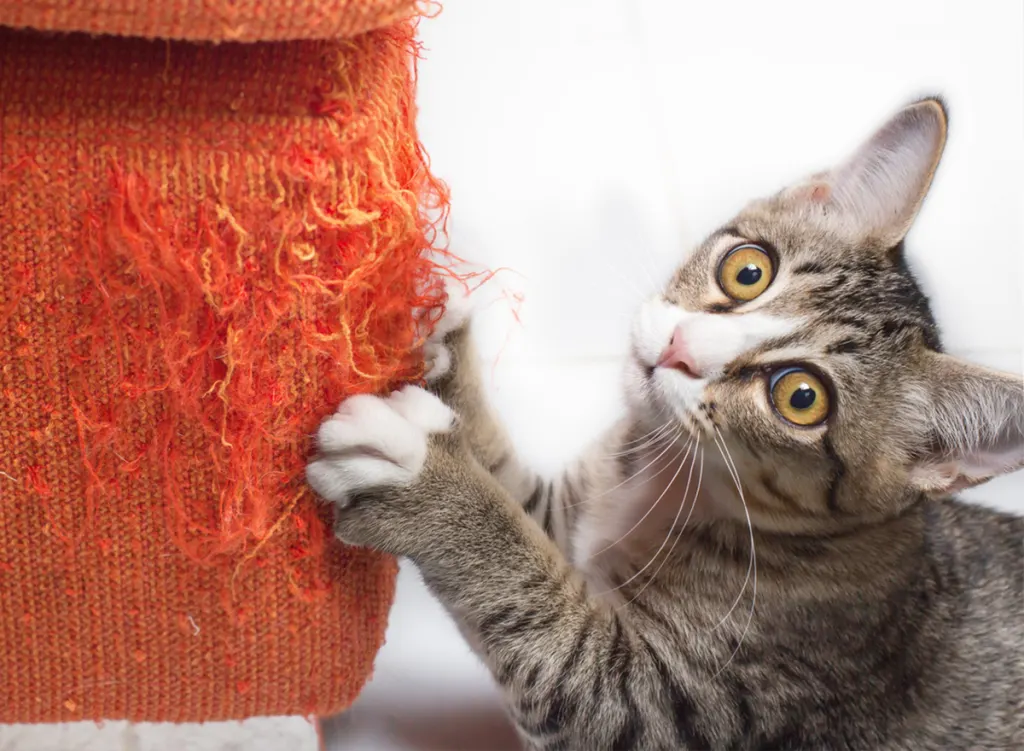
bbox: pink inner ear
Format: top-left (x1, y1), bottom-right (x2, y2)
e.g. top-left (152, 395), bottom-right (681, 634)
top-left (910, 461), bottom-right (979, 497)
top-left (809, 183), bottom-right (831, 203)
top-left (789, 181), bottom-right (832, 205)
top-left (913, 448), bottom-right (1024, 497)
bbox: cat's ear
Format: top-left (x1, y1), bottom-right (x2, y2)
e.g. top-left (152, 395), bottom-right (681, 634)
top-left (908, 353), bottom-right (1024, 497)
top-left (791, 98), bottom-right (948, 247)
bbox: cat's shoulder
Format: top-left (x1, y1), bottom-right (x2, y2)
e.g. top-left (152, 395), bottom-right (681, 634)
top-left (923, 497), bottom-right (1023, 592)
top-left (929, 495), bottom-right (1024, 539)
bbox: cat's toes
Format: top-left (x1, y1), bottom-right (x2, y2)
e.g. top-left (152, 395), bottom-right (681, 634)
top-left (306, 385), bottom-right (455, 506)
top-left (422, 276), bottom-right (474, 382)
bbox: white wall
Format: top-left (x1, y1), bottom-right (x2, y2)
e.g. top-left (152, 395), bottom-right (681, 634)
top-left (330, 2), bottom-right (1023, 747)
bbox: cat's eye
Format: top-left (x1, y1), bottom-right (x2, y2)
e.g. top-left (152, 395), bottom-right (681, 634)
top-left (769, 367), bottom-right (830, 427)
top-left (718, 244), bottom-right (774, 302)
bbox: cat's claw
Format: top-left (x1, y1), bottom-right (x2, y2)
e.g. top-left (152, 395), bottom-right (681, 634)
top-left (306, 385), bottom-right (455, 507)
top-left (422, 275), bottom-right (473, 382)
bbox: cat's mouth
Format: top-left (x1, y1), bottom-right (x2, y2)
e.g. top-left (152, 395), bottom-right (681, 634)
top-left (633, 351), bottom-right (711, 437)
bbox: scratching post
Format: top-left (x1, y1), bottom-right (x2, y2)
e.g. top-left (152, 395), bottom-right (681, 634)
top-left (0, 1), bottom-right (448, 722)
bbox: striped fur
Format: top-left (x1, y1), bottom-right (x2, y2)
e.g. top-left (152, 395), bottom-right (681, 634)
top-left (311, 98), bottom-right (1024, 749)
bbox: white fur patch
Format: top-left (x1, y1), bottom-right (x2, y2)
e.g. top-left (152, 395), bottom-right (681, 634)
top-left (420, 276), bottom-right (474, 382)
top-left (628, 296), bottom-right (800, 425)
top-left (632, 297), bottom-right (800, 377)
top-left (306, 385), bottom-right (455, 505)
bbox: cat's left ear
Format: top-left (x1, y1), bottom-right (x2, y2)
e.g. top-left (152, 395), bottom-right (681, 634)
top-left (794, 98), bottom-right (948, 247)
top-left (908, 353), bottom-right (1024, 497)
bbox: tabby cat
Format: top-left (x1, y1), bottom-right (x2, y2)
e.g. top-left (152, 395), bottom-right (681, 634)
top-left (307, 98), bottom-right (1024, 750)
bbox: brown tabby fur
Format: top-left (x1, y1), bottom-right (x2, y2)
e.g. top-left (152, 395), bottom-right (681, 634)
top-left (309, 98), bottom-right (1024, 750)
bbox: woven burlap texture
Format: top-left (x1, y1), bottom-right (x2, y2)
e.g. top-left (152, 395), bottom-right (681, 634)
top-left (0, 0), bottom-right (418, 42)
top-left (0, 16), bottom-right (450, 722)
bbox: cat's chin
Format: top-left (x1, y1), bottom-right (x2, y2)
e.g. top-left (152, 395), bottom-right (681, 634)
top-left (623, 353), bottom-right (711, 439)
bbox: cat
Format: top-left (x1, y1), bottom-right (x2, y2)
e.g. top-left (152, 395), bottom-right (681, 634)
top-left (307, 97), bottom-right (1024, 750)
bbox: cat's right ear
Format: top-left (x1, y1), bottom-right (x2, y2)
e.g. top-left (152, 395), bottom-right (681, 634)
top-left (786, 98), bottom-right (948, 248)
top-left (906, 354), bottom-right (1024, 498)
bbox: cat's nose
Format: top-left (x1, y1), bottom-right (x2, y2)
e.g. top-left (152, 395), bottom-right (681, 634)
top-left (656, 325), bottom-right (702, 378)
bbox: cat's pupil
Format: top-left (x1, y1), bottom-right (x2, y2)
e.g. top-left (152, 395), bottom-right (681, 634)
top-left (736, 264), bottom-right (762, 286)
top-left (790, 384), bottom-right (816, 410)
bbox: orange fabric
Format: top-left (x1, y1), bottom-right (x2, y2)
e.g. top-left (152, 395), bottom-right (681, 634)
top-left (0, 17), bottom-right (450, 722)
top-left (0, 0), bottom-right (419, 42)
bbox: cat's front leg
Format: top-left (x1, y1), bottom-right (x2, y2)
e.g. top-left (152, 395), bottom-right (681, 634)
top-left (421, 279), bottom-right (587, 550)
top-left (304, 384), bottom-right (461, 558)
top-left (306, 387), bottom-right (707, 750)
top-left (304, 382), bottom-right (547, 576)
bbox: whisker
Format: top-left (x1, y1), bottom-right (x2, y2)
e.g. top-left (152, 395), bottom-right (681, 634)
top-left (709, 426), bottom-right (758, 680)
top-left (600, 258), bottom-right (652, 303)
top-left (707, 430), bottom-right (751, 629)
top-left (623, 443), bottom-right (705, 607)
top-left (674, 445), bottom-right (704, 537)
top-left (617, 398), bottom-right (675, 446)
top-left (635, 253), bottom-right (664, 300)
top-left (596, 391), bottom-right (676, 459)
top-left (589, 436), bottom-right (696, 557)
top-left (620, 420), bottom-right (674, 447)
top-left (603, 418), bottom-right (676, 459)
top-left (605, 435), bottom-right (700, 595)
top-left (563, 427), bottom-right (684, 509)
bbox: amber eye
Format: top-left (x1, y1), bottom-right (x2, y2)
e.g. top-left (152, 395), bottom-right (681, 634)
top-left (718, 244), bottom-right (774, 301)
top-left (769, 367), bottom-right (830, 427)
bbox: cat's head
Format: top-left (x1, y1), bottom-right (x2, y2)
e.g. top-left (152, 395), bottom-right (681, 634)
top-left (629, 98), bottom-right (1024, 531)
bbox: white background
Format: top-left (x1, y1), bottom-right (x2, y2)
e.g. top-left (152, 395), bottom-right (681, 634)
top-left (328, 1), bottom-right (1023, 749)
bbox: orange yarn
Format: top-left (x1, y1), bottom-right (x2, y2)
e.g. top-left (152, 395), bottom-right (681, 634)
top-left (0, 0), bottom-right (424, 42)
top-left (0, 10), bottom-right (448, 722)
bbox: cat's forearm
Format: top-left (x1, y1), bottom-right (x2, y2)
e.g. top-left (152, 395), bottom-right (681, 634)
top-left (408, 473), bottom-right (702, 750)
top-left (430, 324), bottom-right (506, 468)
top-left (432, 324), bottom-right (582, 548)
top-left (308, 385), bottom-right (731, 750)
top-left (417, 510), bottom-right (641, 746)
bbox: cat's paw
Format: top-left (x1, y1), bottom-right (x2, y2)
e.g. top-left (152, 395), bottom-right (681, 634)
top-left (306, 385), bottom-right (455, 507)
top-left (421, 276), bottom-right (473, 382)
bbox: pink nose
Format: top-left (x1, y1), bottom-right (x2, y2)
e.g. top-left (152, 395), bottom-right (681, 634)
top-left (656, 325), bottom-right (701, 378)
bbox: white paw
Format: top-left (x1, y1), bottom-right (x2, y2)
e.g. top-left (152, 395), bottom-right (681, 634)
top-left (306, 385), bottom-right (455, 505)
top-left (420, 276), bottom-right (474, 381)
